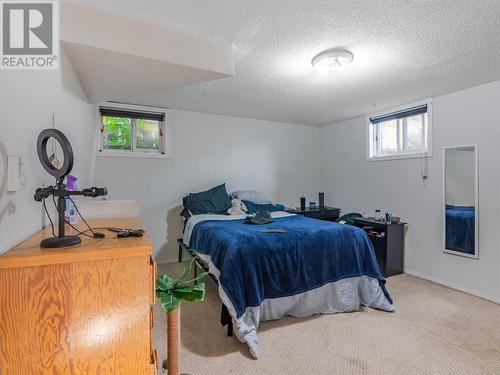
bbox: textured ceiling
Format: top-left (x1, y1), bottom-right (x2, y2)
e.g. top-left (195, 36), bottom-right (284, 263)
top-left (70, 0), bottom-right (500, 126)
top-left (61, 2), bottom-right (233, 103)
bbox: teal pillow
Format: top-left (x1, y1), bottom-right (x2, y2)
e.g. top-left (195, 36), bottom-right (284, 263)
top-left (242, 200), bottom-right (285, 214)
top-left (183, 184), bottom-right (232, 215)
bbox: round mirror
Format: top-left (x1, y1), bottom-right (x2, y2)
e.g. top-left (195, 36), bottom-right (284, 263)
top-left (45, 137), bottom-right (65, 169)
top-left (37, 129), bottom-right (74, 180)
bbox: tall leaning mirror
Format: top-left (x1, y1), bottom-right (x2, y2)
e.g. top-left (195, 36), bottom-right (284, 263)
top-left (443, 145), bottom-right (478, 258)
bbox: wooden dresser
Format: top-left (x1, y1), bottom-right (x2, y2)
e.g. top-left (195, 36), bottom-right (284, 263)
top-left (0, 218), bottom-right (157, 374)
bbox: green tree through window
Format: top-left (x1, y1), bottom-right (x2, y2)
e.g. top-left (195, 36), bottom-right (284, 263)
top-left (102, 116), bottom-right (162, 152)
top-left (102, 116), bottom-right (132, 150)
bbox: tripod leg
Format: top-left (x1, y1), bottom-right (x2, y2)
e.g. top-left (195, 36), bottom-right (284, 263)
top-left (58, 196), bottom-right (66, 237)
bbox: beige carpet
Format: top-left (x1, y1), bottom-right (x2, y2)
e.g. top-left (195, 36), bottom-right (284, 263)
top-left (153, 262), bottom-right (500, 375)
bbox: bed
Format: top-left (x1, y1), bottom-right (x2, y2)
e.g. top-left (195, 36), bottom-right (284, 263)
top-left (182, 211), bottom-right (394, 358)
top-left (445, 205), bottom-right (475, 254)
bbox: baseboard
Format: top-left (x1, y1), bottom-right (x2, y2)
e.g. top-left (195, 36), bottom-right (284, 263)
top-left (405, 269), bottom-right (500, 304)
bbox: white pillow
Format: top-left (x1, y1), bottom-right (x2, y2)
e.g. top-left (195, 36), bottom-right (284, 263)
top-left (231, 190), bottom-right (272, 204)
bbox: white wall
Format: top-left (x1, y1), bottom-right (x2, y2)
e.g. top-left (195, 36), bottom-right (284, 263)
top-left (320, 81), bottom-right (500, 303)
top-left (445, 148), bottom-right (475, 206)
top-left (0, 48), bottom-right (96, 254)
top-left (4, 44), bottom-right (495, 303)
top-left (94, 110), bottom-right (321, 262)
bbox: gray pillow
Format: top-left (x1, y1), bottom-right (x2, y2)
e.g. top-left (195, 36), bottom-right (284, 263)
top-left (231, 190), bottom-right (271, 204)
top-left (183, 183), bottom-right (232, 215)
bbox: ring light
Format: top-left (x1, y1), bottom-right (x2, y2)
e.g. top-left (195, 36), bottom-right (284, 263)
top-left (36, 128), bottom-right (74, 181)
top-left (34, 128), bottom-right (108, 248)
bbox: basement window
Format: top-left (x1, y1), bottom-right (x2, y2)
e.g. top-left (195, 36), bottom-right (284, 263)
top-left (97, 104), bottom-right (170, 158)
top-left (367, 100), bottom-right (432, 161)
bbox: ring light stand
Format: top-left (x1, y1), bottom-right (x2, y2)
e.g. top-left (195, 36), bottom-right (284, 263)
top-left (34, 129), bottom-right (108, 248)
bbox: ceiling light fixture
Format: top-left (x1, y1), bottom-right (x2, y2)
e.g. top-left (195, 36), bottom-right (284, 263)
top-left (311, 48), bottom-right (353, 73)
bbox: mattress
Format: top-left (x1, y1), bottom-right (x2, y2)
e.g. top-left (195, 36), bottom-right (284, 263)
top-left (183, 212), bottom-right (394, 358)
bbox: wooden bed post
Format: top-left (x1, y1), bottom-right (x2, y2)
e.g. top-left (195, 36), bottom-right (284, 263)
top-left (166, 307), bottom-right (181, 375)
top-left (159, 255), bottom-right (205, 375)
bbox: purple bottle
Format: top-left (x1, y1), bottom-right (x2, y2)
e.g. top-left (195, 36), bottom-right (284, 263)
top-left (65, 175), bottom-right (78, 190)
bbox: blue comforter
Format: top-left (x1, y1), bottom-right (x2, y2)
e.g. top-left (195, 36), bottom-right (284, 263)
top-left (446, 205), bottom-right (475, 254)
top-left (189, 214), bottom-right (392, 318)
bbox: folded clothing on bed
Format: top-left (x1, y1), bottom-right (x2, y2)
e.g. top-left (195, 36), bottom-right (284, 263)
top-left (244, 211), bottom-right (273, 224)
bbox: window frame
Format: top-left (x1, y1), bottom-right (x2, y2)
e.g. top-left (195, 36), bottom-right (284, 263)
top-left (96, 103), bottom-right (171, 159)
top-left (366, 99), bottom-right (432, 161)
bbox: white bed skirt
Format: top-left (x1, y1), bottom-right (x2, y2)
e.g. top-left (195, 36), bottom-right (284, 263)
top-left (194, 252), bottom-right (395, 359)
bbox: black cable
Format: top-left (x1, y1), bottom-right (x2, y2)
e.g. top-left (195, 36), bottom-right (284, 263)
top-left (50, 195), bottom-right (102, 239)
top-left (42, 198), bottom-right (56, 237)
top-left (68, 196), bottom-right (95, 236)
top-left (64, 219), bottom-right (95, 238)
top-left (80, 227), bottom-right (122, 234)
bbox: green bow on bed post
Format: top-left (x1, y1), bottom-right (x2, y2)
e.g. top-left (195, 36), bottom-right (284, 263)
top-left (156, 257), bottom-right (208, 375)
top-left (156, 257), bottom-right (209, 313)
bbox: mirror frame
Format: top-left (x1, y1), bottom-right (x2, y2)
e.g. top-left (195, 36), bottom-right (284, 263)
top-left (442, 144), bottom-right (479, 259)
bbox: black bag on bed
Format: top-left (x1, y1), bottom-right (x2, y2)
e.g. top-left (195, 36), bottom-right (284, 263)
top-left (244, 211), bottom-right (273, 225)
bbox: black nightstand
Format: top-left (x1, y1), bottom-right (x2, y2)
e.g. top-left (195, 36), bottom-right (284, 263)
top-left (352, 218), bottom-right (406, 277)
top-left (286, 206), bottom-right (341, 222)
